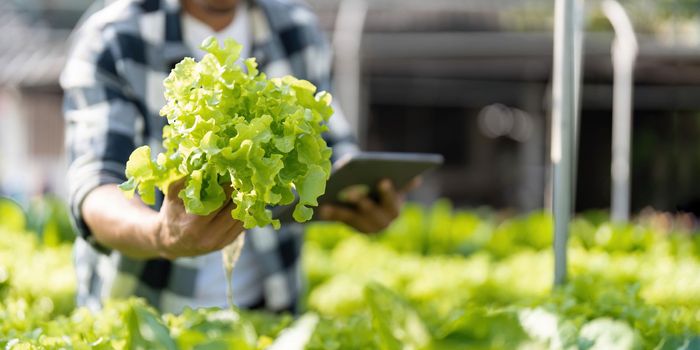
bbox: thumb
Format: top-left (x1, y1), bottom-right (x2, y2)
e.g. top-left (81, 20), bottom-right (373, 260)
top-left (165, 177), bottom-right (186, 200)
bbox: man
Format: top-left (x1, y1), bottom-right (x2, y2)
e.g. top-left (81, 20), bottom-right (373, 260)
top-left (62, 0), bottom-right (413, 313)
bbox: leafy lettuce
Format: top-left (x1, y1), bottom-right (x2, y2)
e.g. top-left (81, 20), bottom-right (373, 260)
top-left (120, 37), bottom-right (333, 229)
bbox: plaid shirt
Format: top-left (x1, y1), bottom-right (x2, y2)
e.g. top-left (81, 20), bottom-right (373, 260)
top-left (61, 0), bottom-right (357, 313)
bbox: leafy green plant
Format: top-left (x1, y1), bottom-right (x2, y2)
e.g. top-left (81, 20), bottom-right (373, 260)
top-left (120, 37), bottom-right (334, 229)
top-left (2, 298), bottom-right (290, 350)
top-left (303, 205), bottom-right (700, 348)
top-left (4, 201), bottom-right (700, 349)
top-left (0, 196), bottom-right (76, 246)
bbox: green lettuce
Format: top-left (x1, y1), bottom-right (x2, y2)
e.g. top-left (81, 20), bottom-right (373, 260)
top-left (120, 37), bottom-right (333, 229)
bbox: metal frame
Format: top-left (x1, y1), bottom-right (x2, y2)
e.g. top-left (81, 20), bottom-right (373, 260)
top-left (551, 0), bottom-right (636, 285)
top-left (551, 0), bottom-right (582, 286)
top-left (603, 0), bottom-right (638, 223)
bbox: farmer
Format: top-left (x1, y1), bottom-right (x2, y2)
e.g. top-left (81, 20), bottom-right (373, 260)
top-left (62, 0), bottom-right (414, 313)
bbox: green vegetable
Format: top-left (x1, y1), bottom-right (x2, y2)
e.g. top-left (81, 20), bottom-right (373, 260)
top-left (5, 200), bottom-right (700, 348)
top-left (303, 204), bottom-right (700, 348)
top-left (120, 37), bottom-right (333, 229)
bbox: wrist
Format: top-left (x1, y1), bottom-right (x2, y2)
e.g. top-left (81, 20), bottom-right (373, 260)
top-left (141, 211), bottom-right (170, 259)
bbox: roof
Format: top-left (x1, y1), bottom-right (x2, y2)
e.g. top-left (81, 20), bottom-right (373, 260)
top-left (0, 0), bottom-right (77, 87)
top-left (1, 0), bottom-right (698, 88)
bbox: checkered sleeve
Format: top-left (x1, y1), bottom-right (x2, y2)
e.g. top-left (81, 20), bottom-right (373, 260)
top-left (61, 23), bottom-right (146, 253)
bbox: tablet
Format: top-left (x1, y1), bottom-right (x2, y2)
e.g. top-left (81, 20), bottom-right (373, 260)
top-left (272, 151), bottom-right (444, 221)
top-left (320, 152), bottom-right (444, 205)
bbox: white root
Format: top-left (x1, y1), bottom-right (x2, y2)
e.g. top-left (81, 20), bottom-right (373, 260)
top-left (222, 231), bottom-right (246, 310)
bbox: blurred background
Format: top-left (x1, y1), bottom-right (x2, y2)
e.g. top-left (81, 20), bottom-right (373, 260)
top-left (4, 2), bottom-right (700, 347)
top-left (3, 0), bottom-right (700, 216)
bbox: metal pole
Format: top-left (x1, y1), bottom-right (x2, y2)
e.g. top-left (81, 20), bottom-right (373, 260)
top-left (603, 0), bottom-right (637, 223)
top-left (571, 0), bottom-right (585, 212)
top-left (551, 0), bottom-right (578, 286)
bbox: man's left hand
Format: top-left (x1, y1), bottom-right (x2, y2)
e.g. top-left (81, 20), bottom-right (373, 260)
top-left (317, 177), bottom-right (421, 234)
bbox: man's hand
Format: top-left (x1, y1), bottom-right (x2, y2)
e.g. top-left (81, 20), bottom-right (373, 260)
top-left (82, 181), bottom-right (244, 260)
top-left (154, 179), bottom-right (244, 259)
top-left (317, 178), bottom-right (421, 234)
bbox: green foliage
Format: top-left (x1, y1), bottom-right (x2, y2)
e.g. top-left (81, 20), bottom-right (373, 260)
top-left (0, 197), bottom-right (26, 232)
top-left (0, 206), bottom-right (291, 349)
top-left (0, 198), bottom-right (77, 340)
top-left (25, 196), bottom-right (76, 245)
top-left (4, 200), bottom-right (700, 348)
top-left (3, 298), bottom-right (290, 350)
top-left (0, 228), bottom-right (75, 318)
top-left (306, 313), bottom-right (376, 350)
top-left (303, 203), bottom-right (700, 348)
top-left (121, 37), bottom-right (333, 229)
top-left (0, 195), bottom-right (76, 246)
top-left (365, 283), bottom-right (432, 350)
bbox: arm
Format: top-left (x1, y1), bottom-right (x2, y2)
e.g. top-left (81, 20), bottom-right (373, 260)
top-left (81, 185), bottom-right (161, 259)
top-left (83, 182), bottom-right (243, 260)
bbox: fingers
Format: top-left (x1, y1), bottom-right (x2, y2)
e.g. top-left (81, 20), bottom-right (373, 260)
top-left (319, 179), bottom-right (407, 234)
top-left (158, 179), bottom-right (245, 258)
top-left (323, 177), bottom-right (423, 234)
top-left (204, 219), bottom-right (244, 252)
top-left (317, 205), bottom-right (333, 221)
top-left (221, 182), bottom-right (235, 199)
top-left (218, 221), bottom-right (245, 248)
top-left (401, 176), bottom-right (423, 193)
top-left (190, 204), bottom-right (243, 254)
top-left (320, 205), bottom-right (374, 233)
top-left (212, 183), bottom-right (235, 216)
top-left (211, 200), bottom-right (237, 228)
top-left (165, 177), bottom-right (187, 200)
top-left (209, 200), bottom-right (244, 246)
top-left (378, 179), bottom-right (400, 218)
top-left (351, 195), bottom-right (392, 230)
top-left (319, 202), bottom-right (389, 234)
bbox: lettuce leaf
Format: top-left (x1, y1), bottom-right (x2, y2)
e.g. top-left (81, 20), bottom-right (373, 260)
top-left (121, 37), bottom-right (333, 229)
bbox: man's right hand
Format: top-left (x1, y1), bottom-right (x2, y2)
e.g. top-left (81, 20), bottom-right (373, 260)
top-left (82, 181), bottom-right (244, 261)
top-left (154, 179), bottom-right (244, 259)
